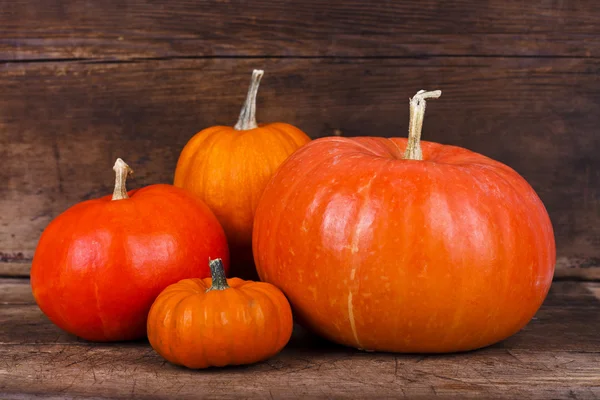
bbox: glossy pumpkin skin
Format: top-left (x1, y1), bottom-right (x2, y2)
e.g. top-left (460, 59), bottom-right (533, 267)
top-left (253, 137), bottom-right (556, 353)
top-left (31, 184), bottom-right (229, 342)
top-left (147, 272), bottom-right (293, 368)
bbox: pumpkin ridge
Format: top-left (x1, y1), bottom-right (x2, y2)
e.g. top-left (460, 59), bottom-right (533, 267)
top-left (194, 128), bottom-right (233, 196)
top-left (422, 165), bottom-right (471, 349)
top-left (225, 131), bottom-right (263, 233)
top-left (230, 287), bottom-right (264, 365)
top-left (238, 285), bottom-right (282, 360)
top-left (385, 137), bottom-right (406, 159)
top-left (166, 292), bottom-right (195, 366)
top-left (204, 291), bottom-right (239, 367)
top-left (345, 159), bottom-right (387, 350)
top-left (184, 292), bottom-right (211, 368)
top-left (241, 283), bottom-right (290, 352)
top-left (256, 153), bottom-right (333, 283)
top-left (175, 126), bottom-right (225, 186)
top-left (243, 125), bottom-right (302, 213)
top-left (150, 290), bottom-right (188, 362)
top-left (471, 162), bottom-right (555, 276)
top-left (328, 137), bottom-right (388, 157)
top-left (470, 167), bottom-right (520, 347)
top-left (207, 130), bottom-right (245, 238)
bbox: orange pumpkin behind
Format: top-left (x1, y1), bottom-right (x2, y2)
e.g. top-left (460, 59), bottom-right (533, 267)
top-left (174, 70), bottom-right (311, 279)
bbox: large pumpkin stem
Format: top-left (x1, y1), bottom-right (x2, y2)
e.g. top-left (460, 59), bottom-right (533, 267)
top-left (234, 69), bottom-right (264, 131)
top-left (207, 258), bottom-right (230, 291)
top-left (403, 90), bottom-right (442, 160)
top-left (111, 158), bottom-right (133, 201)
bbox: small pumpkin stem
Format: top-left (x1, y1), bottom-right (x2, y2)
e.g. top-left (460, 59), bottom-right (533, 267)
top-left (207, 258), bottom-right (230, 292)
top-left (403, 90), bottom-right (442, 161)
top-left (111, 158), bottom-right (133, 201)
top-left (234, 69), bottom-right (264, 131)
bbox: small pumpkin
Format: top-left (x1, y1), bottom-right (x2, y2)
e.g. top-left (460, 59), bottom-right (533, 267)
top-left (173, 70), bottom-right (311, 279)
top-left (147, 258), bottom-right (293, 368)
top-left (253, 90), bottom-right (555, 353)
top-left (31, 159), bottom-right (229, 342)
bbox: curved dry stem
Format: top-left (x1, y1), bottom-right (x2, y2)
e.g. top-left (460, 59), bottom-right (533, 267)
top-left (403, 89), bottom-right (442, 160)
top-left (234, 69), bottom-right (265, 130)
top-left (111, 158), bottom-right (133, 201)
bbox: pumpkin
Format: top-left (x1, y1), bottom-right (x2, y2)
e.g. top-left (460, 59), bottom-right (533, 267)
top-left (253, 90), bottom-right (555, 353)
top-left (30, 159), bottom-right (229, 342)
top-left (147, 258), bottom-right (293, 368)
top-left (173, 69), bottom-right (311, 279)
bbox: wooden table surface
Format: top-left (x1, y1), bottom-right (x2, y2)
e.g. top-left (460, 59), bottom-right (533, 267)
top-left (1, 277), bottom-right (599, 399)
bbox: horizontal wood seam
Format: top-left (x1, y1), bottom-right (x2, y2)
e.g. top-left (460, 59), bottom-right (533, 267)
top-left (3, 54), bottom-right (600, 65)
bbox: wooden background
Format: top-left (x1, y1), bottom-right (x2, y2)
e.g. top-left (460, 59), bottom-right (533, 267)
top-left (1, 0), bottom-right (600, 279)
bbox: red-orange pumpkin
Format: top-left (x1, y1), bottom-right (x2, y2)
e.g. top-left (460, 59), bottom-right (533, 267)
top-left (174, 70), bottom-right (311, 279)
top-left (147, 258), bottom-right (293, 368)
top-left (31, 159), bottom-right (229, 341)
top-left (253, 90), bottom-right (555, 353)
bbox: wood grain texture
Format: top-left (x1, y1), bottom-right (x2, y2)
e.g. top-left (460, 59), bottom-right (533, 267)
top-left (555, 257), bottom-right (600, 281)
top-left (1, 57), bottom-right (599, 272)
top-left (0, 262), bottom-right (30, 278)
top-left (0, 281), bottom-right (599, 399)
top-left (1, 0), bottom-right (600, 60)
top-left (0, 278), bottom-right (33, 304)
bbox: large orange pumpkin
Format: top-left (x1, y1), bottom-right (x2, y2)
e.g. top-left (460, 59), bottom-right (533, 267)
top-left (253, 90), bottom-right (555, 353)
top-left (31, 159), bottom-right (229, 341)
top-left (147, 258), bottom-right (293, 369)
top-left (174, 70), bottom-right (311, 279)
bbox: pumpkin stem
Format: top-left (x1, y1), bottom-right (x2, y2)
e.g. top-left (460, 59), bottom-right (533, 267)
top-left (207, 258), bottom-right (230, 291)
top-left (111, 158), bottom-right (133, 201)
top-left (403, 90), bottom-right (442, 161)
top-left (234, 69), bottom-right (264, 131)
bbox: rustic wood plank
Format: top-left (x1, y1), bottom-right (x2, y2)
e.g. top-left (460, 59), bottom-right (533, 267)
top-left (554, 256), bottom-right (600, 281)
top-left (1, 57), bottom-right (599, 272)
top-left (0, 262), bottom-right (30, 278)
top-left (0, 278), bottom-right (33, 304)
top-left (1, 0), bottom-right (600, 60)
top-left (0, 281), bottom-right (598, 399)
top-left (0, 344), bottom-right (598, 399)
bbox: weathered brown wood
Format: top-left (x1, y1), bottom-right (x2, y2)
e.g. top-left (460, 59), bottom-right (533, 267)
top-left (554, 256), bottom-right (600, 281)
top-left (0, 281), bottom-right (598, 399)
top-left (4, 258), bottom-right (599, 280)
top-left (1, 57), bottom-right (599, 272)
top-left (0, 278), bottom-right (33, 304)
top-left (1, 0), bottom-right (600, 60)
top-left (0, 262), bottom-right (30, 277)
